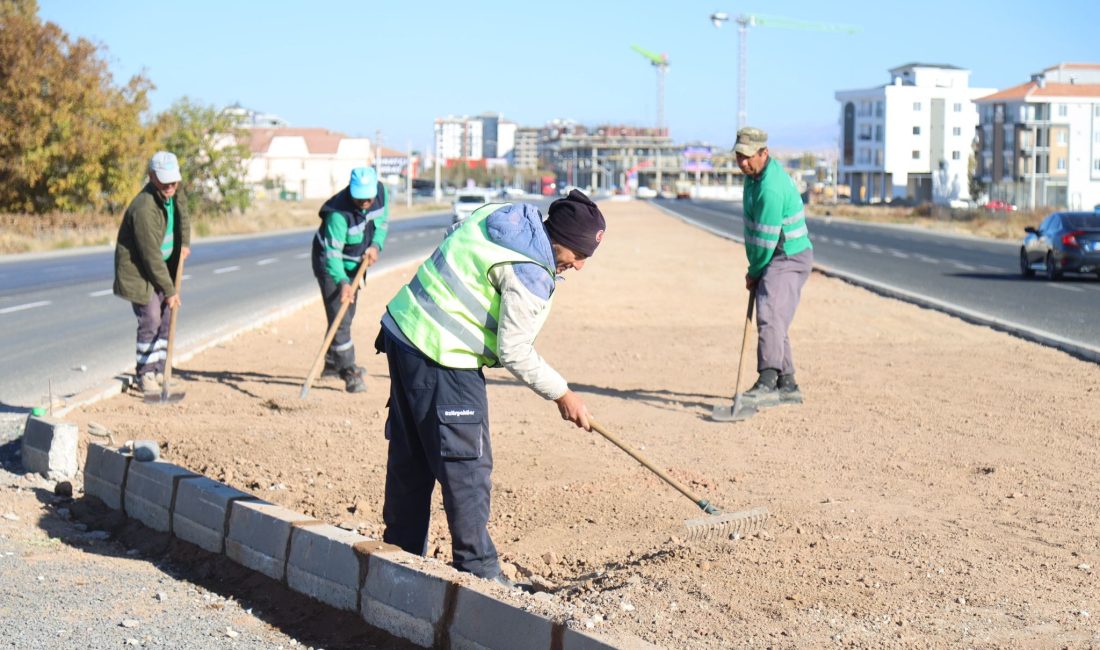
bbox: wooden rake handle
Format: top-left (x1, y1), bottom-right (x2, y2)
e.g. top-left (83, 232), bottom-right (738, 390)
top-left (299, 260), bottom-right (371, 399)
top-left (162, 257), bottom-right (186, 390)
top-left (588, 419), bottom-right (714, 513)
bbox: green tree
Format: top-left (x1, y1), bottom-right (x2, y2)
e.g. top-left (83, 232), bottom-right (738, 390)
top-left (0, 0), bottom-right (155, 213)
top-left (153, 98), bottom-right (251, 217)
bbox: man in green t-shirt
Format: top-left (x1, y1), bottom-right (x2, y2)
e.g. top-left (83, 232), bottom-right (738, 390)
top-left (113, 151), bottom-right (191, 394)
top-left (733, 127), bottom-right (813, 408)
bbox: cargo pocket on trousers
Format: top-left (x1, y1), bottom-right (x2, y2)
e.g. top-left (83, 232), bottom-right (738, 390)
top-left (437, 405), bottom-right (485, 460)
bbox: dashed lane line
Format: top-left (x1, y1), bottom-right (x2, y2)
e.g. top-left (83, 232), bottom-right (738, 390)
top-left (916, 254), bottom-right (938, 264)
top-left (951, 261), bottom-right (977, 272)
top-left (294, 252), bottom-right (310, 259)
top-left (848, 241), bottom-right (863, 250)
top-left (213, 266), bottom-right (241, 274)
top-left (88, 289), bottom-right (113, 297)
top-left (256, 258), bottom-right (278, 266)
top-left (889, 249), bottom-right (910, 259)
top-left (1048, 283), bottom-right (1084, 292)
top-left (0, 300), bottom-right (51, 315)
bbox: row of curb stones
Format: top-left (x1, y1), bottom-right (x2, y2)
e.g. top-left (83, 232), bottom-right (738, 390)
top-left (83, 441), bottom-right (658, 650)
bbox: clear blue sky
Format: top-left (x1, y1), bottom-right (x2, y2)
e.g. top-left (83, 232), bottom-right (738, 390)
top-left (38, 0), bottom-right (1099, 154)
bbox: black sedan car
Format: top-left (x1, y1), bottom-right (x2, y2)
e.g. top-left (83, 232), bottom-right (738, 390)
top-left (1019, 211), bottom-right (1100, 280)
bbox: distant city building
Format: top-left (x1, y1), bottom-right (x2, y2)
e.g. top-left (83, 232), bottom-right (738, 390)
top-left (975, 62), bottom-right (1100, 210)
top-left (224, 103), bottom-right (288, 128)
top-left (434, 116), bottom-right (483, 164)
top-left (245, 128), bottom-right (372, 199)
top-left (835, 63), bottom-right (994, 205)
top-left (512, 127), bottom-right (540, 170)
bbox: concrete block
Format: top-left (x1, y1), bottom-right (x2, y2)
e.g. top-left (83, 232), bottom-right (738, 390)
top-left (360, 550), bottom-right (452, 648)
top-left (123, 460), bottom-right (197, 532)
top-left (20, 416), bottom-right (78, 480)
top-left (225, 500), bottom-right (315, 582)
top-left (83, 443), bottom-right (131, 510)
top-left (563, 627), bottom-right (660, 650)
top-left (171, 477), bottom-right (255, 554)
top-left (286, 524), bottom-right (367, 611)
top-left (0, 412), bottom-right (26, 445)
top-left (449, 584), bottom-right (553, 650)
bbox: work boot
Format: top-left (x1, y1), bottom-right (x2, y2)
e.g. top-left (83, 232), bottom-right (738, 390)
top-left (137, 372), bottom-right (160, 394)
top-left (739, 369), bottom-right (779, 408)
top-left (321, 362), bottom-right (339, 378)
top-left (488, 573), bottom-right (519, 591)
top-left (341, 367), bottom-right (367, 394)
top-left (777, 373), bottom-right (803, 404)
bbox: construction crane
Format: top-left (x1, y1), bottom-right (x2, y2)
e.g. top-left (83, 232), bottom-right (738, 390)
top-left (631, 44), bottom-right (669, 132)
top-left (709, 12), bottom-right (858, 133)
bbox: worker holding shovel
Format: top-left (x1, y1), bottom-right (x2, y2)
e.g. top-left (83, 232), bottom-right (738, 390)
top-left (734, 127), bottom-right (813, 408)
top-left (113, 151), bottom-right (190, 395)
top-left (375, 190), bottom-right (604, 587)
top-left (311, 166), bottom-right (389, 393)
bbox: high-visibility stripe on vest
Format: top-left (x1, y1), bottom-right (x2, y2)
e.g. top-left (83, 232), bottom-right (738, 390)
top-left (386, 203), bottom-right (556, 369)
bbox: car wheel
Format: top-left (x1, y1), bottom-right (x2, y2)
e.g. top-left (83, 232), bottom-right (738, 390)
top-left (1019, 248), bottom-right (1034, 278)
top-left (1044, 252), bottom-right (1061, 281)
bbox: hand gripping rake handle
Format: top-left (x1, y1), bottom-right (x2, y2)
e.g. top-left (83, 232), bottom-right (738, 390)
top-left (589, 419), bottom-right (719, 515)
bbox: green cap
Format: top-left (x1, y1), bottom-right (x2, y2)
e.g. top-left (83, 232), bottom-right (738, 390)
top-left (733, 127), bottom-right (768, 156)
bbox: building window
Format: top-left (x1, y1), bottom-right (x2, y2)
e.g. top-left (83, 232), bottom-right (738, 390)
top-left (875, 101), bottom-right (884, 118)
top-left (912, 150), bottom-right (920, 160)
top-left (952, 151), bottom-right (961, 160)
top-left (1057, 131), bottom-right (1067, 145)
top-left (1095, 104), bottom-right (1100, 117)
top-left (913, 126), bottom-right (921, 135)
top-left (1057, 104), bottom-right (1068, 117)
top-left (913, 101), bottom-right (922, 111)
top-left (1095, 158), bottom-right (1100, 171)
top-left (1057, 157), bottom-right (1066, 171)
top-left (874, 149), bottom-right (883, 165)
top-left (952, 126), bottom-right (962, 136)
top-left (875, 124), bottom-right (883, 142)
top-left (953, 102), bottom-right (962, 112)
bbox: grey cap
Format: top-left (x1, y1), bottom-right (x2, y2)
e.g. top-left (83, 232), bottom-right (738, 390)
top-left (733, 127), bottom-right (768, 156)
top-left (148, 151), bottom-right (182, 184)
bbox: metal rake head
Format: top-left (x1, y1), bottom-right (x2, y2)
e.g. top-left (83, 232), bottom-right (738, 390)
top-left (684, 506), bottom-right (769, 541)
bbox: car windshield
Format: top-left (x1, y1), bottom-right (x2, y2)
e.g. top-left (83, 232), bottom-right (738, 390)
top-left (457, 196), bottom-right (485, 204)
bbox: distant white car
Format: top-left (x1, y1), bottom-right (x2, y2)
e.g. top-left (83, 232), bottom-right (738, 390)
top-left (635, 186), bottom-right (657, 199)
top-left (452, 188), bottom-right (496, 224)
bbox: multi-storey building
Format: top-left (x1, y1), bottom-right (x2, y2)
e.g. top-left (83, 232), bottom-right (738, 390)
top-left (835, 63), bottom-right (993, 205)
top-left (975, 62), bottom-right (1100, 210)
top-left (512, 127), bottom-right (540, 170)
top-left (434, 116), bottom-right (483, 163)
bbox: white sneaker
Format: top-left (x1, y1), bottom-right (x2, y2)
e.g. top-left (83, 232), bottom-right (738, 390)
top-left (138, 372), bottom-right (160, 393)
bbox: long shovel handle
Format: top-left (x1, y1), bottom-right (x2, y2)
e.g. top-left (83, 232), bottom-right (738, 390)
top-left (299, 261), bottom-right (371, 399)
top-left (731, 287), bottom-right (756, 403)
top-left (161, 257), bottom-right (185, 397)
top-left (588, 419), bottom-right (714, 512)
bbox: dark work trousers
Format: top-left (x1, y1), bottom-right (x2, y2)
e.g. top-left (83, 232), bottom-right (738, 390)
top-left (316, 272), bottom-right (358, 371)
top-left (380, 330), bottom-right (499, 579)
top-left (755, 248), bottom-right (813, 375)
top-left (130, 291), bottom-right (171, 376)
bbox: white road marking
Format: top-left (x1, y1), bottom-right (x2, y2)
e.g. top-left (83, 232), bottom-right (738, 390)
top-left (866, 244), bottom-right (884, 254)
top-left (88, 289), bottom-right (113, 297)
top-left (257, 258), bottom-right (278, 266)
top-left (0, 300), bottom-right (50, 315)
top-left (295, 252), bottom-right (310, 259)
top-left (916, 254), bottom-right (938, 264)
top-left (951, 261), bottom-right (976, 272)
top-left (1048, 283), bottom-right (1083, 292)
top-left (182, 274), bottom-right (192, 281)
top-left (848, 241), bottom-right (863, 250)
top-left (815, 235), bottom-right (830, 243)
top-left (889, 249), bottom-right (910, 259)
top-left (214, 266), bottom-right (241, 274)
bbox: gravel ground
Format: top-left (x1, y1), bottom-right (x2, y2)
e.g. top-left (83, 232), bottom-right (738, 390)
top-left (0, 443), bottom-right (414, 650)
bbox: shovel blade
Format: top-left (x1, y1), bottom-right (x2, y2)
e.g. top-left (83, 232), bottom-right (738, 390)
top-left (709, 401), bottom-right (756, 422)
top-left (144, 390), bottom-right (186, 404)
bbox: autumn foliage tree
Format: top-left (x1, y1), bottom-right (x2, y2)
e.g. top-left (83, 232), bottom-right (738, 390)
top-left (0, 0), bottom-right (156, 213)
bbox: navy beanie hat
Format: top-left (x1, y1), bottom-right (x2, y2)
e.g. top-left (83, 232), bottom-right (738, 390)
top-left (545, 189), bottom-right (606, 256)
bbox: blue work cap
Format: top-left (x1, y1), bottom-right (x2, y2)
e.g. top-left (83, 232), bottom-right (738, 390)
top-left (349, 167), bottom-right (379, 200)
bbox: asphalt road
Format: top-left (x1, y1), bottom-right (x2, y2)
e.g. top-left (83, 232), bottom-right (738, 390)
top-left (0, 213), bottom-right (454, 410)
top-left (654, 198), bottom-right (1100, 361)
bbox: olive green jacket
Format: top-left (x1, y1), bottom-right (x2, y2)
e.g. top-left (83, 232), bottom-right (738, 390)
top-left (113, 183), bottom-right (190, 304)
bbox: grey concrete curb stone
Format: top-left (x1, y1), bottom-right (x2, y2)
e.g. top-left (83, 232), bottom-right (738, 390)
top-left (172, 476), bottom-right (256, 554)
top-left (123, 460), bottom-right (197, 532)
top-left (361, 550), bottom-right (451, 648)
top-left (84, 443), bottom-right (132, 510)
top-left (20, 415), bottom-right (78, 480)
top-left (81, 446), bottom-right (659, 649)
top-left (286, 523), bottom-right (368, 612)
top-left (225, 500), bottom-right (317, 583)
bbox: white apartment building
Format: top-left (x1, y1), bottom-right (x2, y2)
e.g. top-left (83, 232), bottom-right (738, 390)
top-left (434, 116), bottom-right (483, 162)
top-left (835, 63), bottom-right (994, 204)
top-left (246, 128), bottom-right (372, 200)
top-left (975, 62), bottom-right (1100, 210)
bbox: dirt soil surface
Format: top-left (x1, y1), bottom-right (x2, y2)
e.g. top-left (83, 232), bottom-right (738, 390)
top-left (67, 201), bottom-right (1099, 648)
